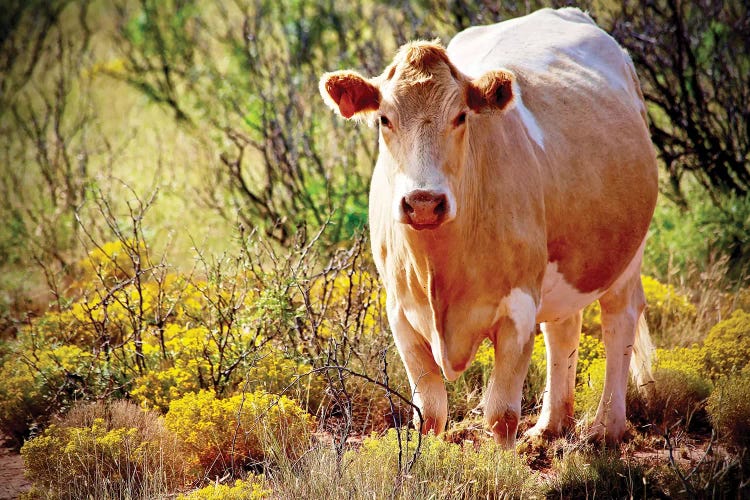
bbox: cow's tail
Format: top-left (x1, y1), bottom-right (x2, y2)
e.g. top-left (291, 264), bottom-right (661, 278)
top-left (630, 311), bottom-right (655, 392)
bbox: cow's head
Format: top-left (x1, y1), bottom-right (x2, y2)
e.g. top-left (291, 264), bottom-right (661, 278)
top-left (320, 41), bottom-right (516, 230)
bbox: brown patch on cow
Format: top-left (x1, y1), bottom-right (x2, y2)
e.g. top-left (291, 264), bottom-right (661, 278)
top-left (467, 69), bottom-right (515, 112)
top-left (547, 206), bottom-right (653, 294)
top-left (321, 71), bottom-right (380, 118)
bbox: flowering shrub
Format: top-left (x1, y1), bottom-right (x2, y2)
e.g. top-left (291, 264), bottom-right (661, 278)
top-left (0, 343), bottom-right (107, 447)
top-left (576, 334), bottom-right (606, 378)
top-left (75, 238), bottom-right (145, 286)
top-left (641, 276), bottom-right (696, 331)
top-left (164, 389), bottom-right (315, 476)
top-left (307, 270), bottom-right (386, 342)
top-left (21, 401), bottom-right (186, 499)
top-left (581, 303), bottom-right (602, 337)
top-left (131, 361), bottom-right (204, 412)
top-left (243, 346), bottom-right (326, 410)
top-left (458, 332), bottom-right (605, 415)
top-left (524, 334), bottom-right (549, 409)
top-left (177, 478), bottom-right (270, 500)
top-left (527, 332), bottom-right (606, 413)
top-left (701, 309), bottom-right (750, 380)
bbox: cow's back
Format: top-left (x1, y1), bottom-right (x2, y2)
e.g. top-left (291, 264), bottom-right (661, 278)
top-left (448, 8), bottom-right (658, 313)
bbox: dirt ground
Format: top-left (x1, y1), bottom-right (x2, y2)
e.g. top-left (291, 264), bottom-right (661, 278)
top-left (0, 437), bottom-right (30, 500)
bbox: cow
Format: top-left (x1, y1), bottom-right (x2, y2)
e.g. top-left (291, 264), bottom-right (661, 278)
top-left (319, 7), bottom-right (658, 447)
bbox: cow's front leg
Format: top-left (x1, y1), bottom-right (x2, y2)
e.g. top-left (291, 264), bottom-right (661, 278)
top-left (389, 306), bottom-right (448, 434)
top-left (485, 315), bottom-right (535, 448)
top-left (525, 311), bottom-right (582, 439)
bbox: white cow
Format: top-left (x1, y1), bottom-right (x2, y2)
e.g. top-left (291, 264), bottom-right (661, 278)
top-left (320, 7), bottom-right (657, 446)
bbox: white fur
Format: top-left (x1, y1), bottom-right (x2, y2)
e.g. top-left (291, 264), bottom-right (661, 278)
top-left (537, 262), bottom-right (603, 323)
top-left (512, 82), bottom-right (545, 149)
top-left (490, 288), bottom-right (537, 348)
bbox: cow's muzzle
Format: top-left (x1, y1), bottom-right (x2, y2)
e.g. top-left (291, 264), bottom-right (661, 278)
top-left (401, 190), bottom-right (449, 230)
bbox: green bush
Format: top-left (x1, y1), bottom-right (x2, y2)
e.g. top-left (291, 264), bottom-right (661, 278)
top-left (644, 192), bottom-right (750, 282)
top-left (706, 369), bottom-right (750, 449)
top-left (164, 389), bottom-right (315, 477)
top-left (21, 400), bottom-right (187, 499)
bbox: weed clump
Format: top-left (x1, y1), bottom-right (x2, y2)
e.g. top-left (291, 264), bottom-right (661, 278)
top-left (644, 347), bottom-right (712, 429)
top-left (546, 450), bottom-right (654, 499)
top-left (706, 369), bottom-right (750, 450)
top-left (342, 429), bottom-right (540, 498)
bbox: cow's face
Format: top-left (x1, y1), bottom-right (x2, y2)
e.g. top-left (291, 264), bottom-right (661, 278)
top-left (320, 42), bottom-right (516, 230)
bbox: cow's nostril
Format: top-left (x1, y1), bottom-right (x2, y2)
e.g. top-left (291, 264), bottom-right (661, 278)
top-left (401, 197), bottom-right (414, 215)
top-left (434, 195), bottom-right (447, 217)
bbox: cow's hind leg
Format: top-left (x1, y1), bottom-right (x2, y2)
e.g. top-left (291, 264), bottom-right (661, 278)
top-left (389, 305), bottom-right (448, 434)
top-left (524, 310), bottom-right (582, 440)
top-left (591, 269), bottom-right (647, 444)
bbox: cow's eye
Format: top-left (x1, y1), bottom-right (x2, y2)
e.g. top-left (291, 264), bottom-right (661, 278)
top-left (379, 115), bottom-right (391, 128)
top-left (453, 112), bottom-right (467, 127)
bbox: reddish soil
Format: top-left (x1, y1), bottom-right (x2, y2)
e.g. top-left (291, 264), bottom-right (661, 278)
top-left (0, 437), bottom-right (30, 500)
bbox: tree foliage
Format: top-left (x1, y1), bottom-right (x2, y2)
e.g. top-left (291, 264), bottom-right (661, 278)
top-left (610, 0), bottom-right (750, 206)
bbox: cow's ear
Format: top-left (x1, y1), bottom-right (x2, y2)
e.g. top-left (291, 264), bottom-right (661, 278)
top-left (467, 69), bottom-right (515, 113)
top-left (319, 70), bottom-right (381, 120)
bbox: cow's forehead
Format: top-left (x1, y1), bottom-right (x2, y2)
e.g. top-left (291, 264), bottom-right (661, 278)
top-left (379, 42), bottom-right (465, 121)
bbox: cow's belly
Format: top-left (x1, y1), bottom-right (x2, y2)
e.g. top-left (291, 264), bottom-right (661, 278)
top-left (537, 261), bottom-right (603, 324)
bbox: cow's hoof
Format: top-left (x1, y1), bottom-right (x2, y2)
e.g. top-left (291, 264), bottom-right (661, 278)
top-left (418, 416), bottom-right (440, 435)
top-left (517, 428), bottom-right (547, 454)
top-left (488, 410), bottom-right (520, 449)
top-left (523, 423), bottom-right (559, 441)
top-left (585, 422), bottom-right (629, 447)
